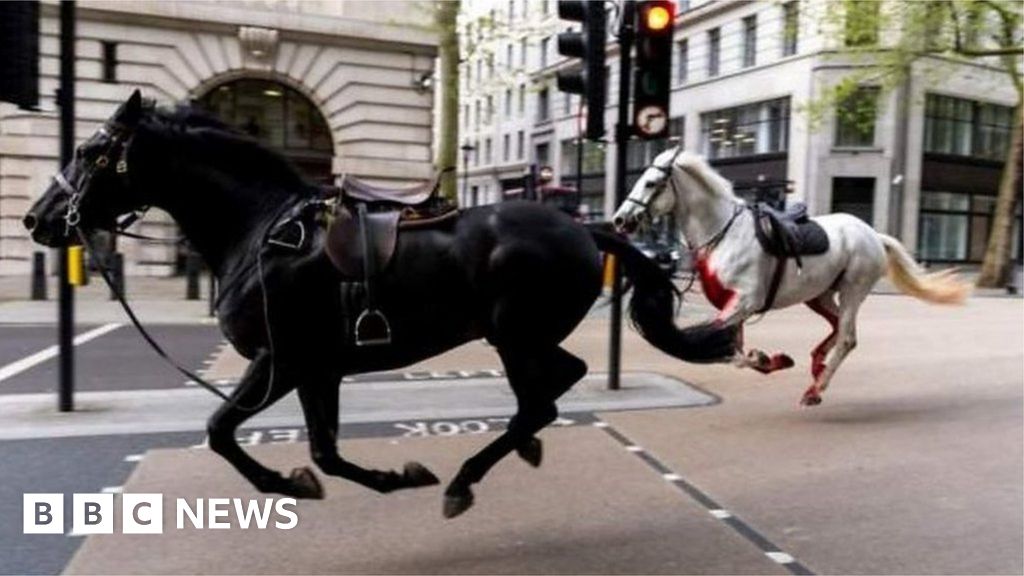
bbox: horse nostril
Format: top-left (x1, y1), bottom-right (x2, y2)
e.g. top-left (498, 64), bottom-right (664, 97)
top-left (23, 213), bottom-right (37, 232)
top-left (613, 216), bottom-right (626, 230)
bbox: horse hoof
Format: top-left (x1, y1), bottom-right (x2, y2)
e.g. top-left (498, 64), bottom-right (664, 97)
top-left (773, 354), bottom-right (795, 370)
top-left (288, 467), bottom-right (325, 499)
top-left (442, 489), bottom-right (475, 519)
top-left (402, 461), bottom-right (440, 488)
top-left (517, 437), bottom-right (543, 468)
top-left (800, 390), bottom-right (823, 407)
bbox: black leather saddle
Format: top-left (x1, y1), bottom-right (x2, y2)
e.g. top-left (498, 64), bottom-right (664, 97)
top-left (324, 171), bottom-right (457, 346)
top-left (751, 202), bottom-right (829, 268)
top-left (749, 202), bottom-right (830, 313)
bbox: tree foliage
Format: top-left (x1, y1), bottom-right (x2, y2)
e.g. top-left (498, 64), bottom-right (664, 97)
top-left (807, 0), bottom-right (1023, 286)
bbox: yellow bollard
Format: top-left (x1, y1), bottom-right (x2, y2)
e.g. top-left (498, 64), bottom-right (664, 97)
top-left (602, 254), bottom-right (616, 290)
top-left (67, 245), bottom-right (84, 286)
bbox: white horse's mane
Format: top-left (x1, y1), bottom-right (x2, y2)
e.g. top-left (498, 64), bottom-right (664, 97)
top-left (670, 150), bottom-right (739, 203)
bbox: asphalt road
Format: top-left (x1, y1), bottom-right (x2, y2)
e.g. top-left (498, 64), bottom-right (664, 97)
top-left (0, 293), bottom-right (1020, 575)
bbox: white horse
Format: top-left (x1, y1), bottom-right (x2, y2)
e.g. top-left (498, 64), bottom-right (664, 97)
top-left (613, 147), bottom-right (971, 405)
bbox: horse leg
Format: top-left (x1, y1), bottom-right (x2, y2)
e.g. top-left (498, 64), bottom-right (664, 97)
top-left (443, 346), bottom-right (586, 519)
top-left (716, 296), bottom-right (794, 374)
top-left (297, 379), bottom-right (440, 493)
top-left (805, 291), bottom-right (840, 379)
top-left (801, 284), bottom-right (868, 406)
top-left (206, 352), bottom-right (322, 498)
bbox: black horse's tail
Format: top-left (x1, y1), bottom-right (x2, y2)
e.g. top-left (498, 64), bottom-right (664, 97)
top-left (589, 227), bottom-right (737, 363)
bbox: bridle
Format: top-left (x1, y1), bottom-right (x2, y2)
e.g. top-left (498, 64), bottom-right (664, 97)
top-left (630, 147), bottom-right (745, 255)
top-left (52, 124), bottom-right (152, 240)
top-left (49, 122), bottom-right (238, 406)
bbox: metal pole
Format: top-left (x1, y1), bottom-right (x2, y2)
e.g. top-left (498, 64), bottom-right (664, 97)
top-left (575, 102), bottom-right (584, 209)
top-left (609, 0), bottom-right (635, 391)
top-left (58, 0), bottom-right (76, 412)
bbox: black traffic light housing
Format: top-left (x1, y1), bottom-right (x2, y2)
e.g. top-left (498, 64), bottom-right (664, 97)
top-left (633, 0), bottom-right (674, 139)
top-left (556, 0), bottom-right (607, 140)
top-left (0, 1), bottom-right (40, 110)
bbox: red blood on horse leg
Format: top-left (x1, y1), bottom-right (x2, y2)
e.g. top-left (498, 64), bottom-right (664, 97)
top-left (805, 299), bottom-right (839, 379)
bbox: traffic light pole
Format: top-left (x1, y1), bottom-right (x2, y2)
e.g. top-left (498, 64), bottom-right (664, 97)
top-left (608, 0), bottom-right (635, 392)
top-left (57, 0), bottom-right (76, 412)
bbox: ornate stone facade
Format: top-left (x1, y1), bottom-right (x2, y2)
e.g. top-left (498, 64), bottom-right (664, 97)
top-left (0, 0), bottom-right (437, 275)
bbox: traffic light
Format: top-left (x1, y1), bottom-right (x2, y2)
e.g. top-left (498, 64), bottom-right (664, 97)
top-left (0, 1), bottom-right (40, 110)
top-left (633, 0), bottom-right (674, 139)
top-left (556, 1), bottom-right (607, 140)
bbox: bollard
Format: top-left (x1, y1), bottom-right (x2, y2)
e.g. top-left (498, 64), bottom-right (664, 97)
top-left (208, 274), bottom-right (217, 317)
top-left (108, 252), bottom-right (125, 300)
top-left (31, 251), bottom-right (47, 300)
top-left (67, 246), bottom-right (85, 286)
top-left (185, 252), bottom-right (201, 300)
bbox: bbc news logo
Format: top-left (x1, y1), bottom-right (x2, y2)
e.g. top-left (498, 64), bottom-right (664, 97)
top-left (24, 493), bottom-right (298, 534)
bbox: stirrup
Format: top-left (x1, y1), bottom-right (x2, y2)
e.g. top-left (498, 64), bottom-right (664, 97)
top-left (355, 308), bottom-right (392, 346)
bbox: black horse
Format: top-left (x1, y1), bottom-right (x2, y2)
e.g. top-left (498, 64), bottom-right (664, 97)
top-left (25, 91), bottom-right (735, 518)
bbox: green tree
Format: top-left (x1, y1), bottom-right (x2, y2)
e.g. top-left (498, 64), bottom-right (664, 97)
top-left (809, 0), bottom-right (1023, 287)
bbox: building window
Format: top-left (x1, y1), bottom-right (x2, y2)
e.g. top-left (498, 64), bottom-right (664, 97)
top-left (506, 43), bottom-right (514, 66)
top-left (474, 100), bottom-right (481, 130)
top-left (474, 141), bottom-right (480, 165)
top-left (844, 0), bottom-right (880, 47)
top-left (487, 54), bottom-right (495, 78)
top-left (540, 36), bottom-right (550, 68)
top-left (707, 28), bottom-right (720, 78)
top-left (486, 95), bottom-right (494, 124)
top-left (518, 84), bottom-right (526, 115)
top-left (564, 93), bottom-right (573, 115)
top-left (520, 38), bottom-right (528, 67)
top-left (701, 97), bottom-right (790, 160)
top-left (677, 38), bottom-right (688, 84)
top-left (508, 0), bottom-right (515, 22)
top-left (101, 41), bottom-right (118, 83)
top-left (918, 191), bottom-right (1022, 263)
top-left (537, 87), bottom-right (550, 122)
top-left (505, 88), bottom-right (513, 117)
top-left (834, 87), bottom-right (879, 148)
top-left (742, 16), bottom-right (757, 68)
top-left (832, 177), bottom-right (875, 225)
top-left (503, 134), bottom-right (511, 162)
top-left (484, 138), bottom-right (492, 164)
top-left (536, 142), bottom-right (551, 166)
top-left (517, 130), bottom-right (525, 159)
top-left (782, 1), bottom-right (799, 56)
top-left (560, 139), bottom-right (607, 220)
top-left (924, 94), bottom-right (1014, 161)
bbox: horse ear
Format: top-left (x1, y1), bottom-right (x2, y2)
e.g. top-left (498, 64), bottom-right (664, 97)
top-left (119, 89), bottom-right (144, 125)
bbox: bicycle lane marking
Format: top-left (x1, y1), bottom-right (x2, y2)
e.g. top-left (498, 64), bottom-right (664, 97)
top-left (0, 323), bottom-right (123, 384)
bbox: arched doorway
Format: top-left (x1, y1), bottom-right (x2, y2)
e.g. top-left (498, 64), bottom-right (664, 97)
top-left (199, 79), bottom-right (334, 184)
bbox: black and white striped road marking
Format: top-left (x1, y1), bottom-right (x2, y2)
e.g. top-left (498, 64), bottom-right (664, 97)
top-left (593, 419), bottom-right (814, 576)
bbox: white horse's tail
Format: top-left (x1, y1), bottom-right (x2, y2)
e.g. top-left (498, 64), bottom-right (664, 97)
top-left (877, 234), bottom-right (971, 305)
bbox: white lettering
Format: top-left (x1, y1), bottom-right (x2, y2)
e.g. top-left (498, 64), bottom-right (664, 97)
top-left (176, 498), bottom-right (203, 529)
top-left (232, 498), bottom-right (273, 529)
top-left (208, 498), bottom-right (230, 529)
top-left (275, 499), bottom-right (298, 529)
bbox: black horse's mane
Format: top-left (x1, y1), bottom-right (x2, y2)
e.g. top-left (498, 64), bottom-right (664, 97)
top-left (142, 103), bottom-right (315, 195)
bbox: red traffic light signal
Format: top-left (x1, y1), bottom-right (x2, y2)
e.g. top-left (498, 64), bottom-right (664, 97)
top-left (643, 4), bottom-right (672, 31)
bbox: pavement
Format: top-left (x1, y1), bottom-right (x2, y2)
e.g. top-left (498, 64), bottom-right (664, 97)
top-left (0, 284), bottom-right (1020, 574)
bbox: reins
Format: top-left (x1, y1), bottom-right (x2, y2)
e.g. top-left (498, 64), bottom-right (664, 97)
top-left (52, 119), bottom-right (287, 411)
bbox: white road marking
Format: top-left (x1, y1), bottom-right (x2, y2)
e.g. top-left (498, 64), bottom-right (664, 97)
top-left (591, 421), bottom-right (610, 428)
top-left (0, 323), bottom-right (122, 384)
top-left (709, 509), bottom-right (732, 519)
top-left (123, 454), bottom-right (144, 462)
top-left (100, 486), bottom-right (123, 494)
top-left (662, 473), bottom-right (682, 481)
top-left (765, 552), bottom-right (795, 564)
top-left (625, 445), bottom-right (644, 452)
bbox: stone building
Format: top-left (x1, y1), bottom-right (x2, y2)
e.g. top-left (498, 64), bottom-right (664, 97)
top-left (0, 0), bottom-right (437, 275)
top-left (458, 0), bottom-right (1021, 267)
